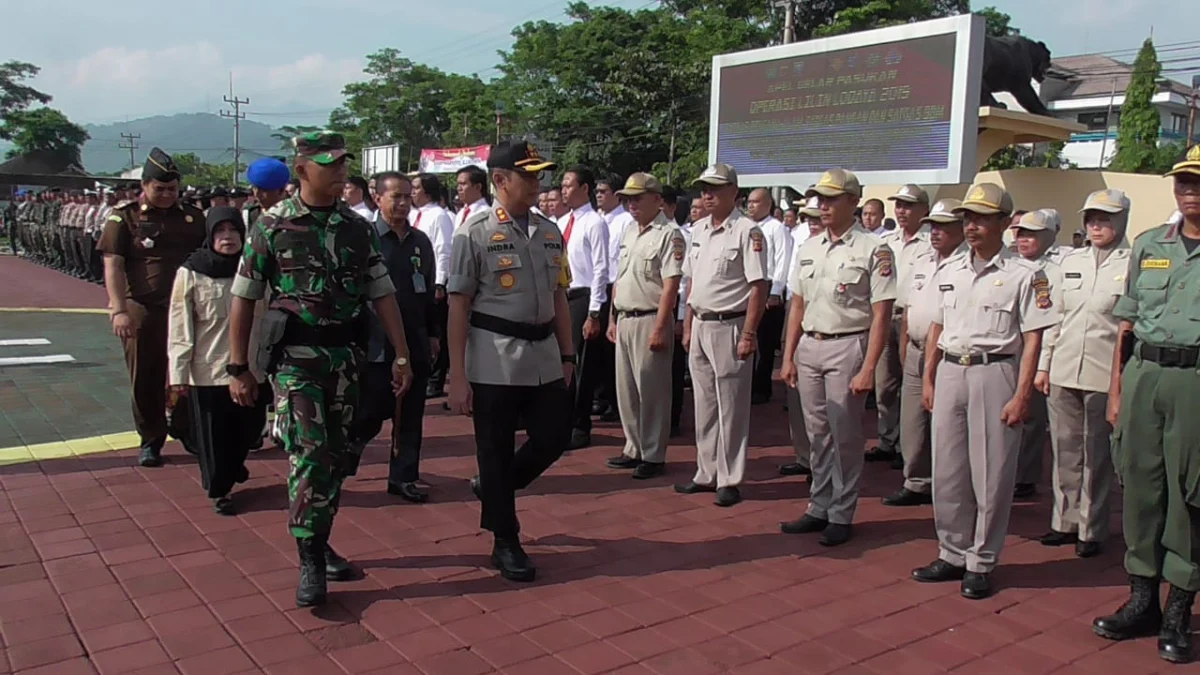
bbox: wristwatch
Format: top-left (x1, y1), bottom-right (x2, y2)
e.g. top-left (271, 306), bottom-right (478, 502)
top-left (395, 356), bottom-right (410, 367)
top-left (561, 354), bottom-right (577, 365)
top-left (225, 363), bottom-right (249, 377)
top-left (588, 310), bottom-right (601, 320)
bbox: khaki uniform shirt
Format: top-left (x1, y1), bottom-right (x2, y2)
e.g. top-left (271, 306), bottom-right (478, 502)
top-left (1113, 222), bottom-right (1200, 348)
top-left (790, 223), bottom-right (898, 334)
top-left (902, 243), bottom-right (968, 348)
top-left (933, 247), bottom-right (1059, 356)
top-left (613, 214), bottom-right (685, 312)
top-left (880, 225), bottom-right (933, 309)
top-left (683, 208), bottom-right (769, 314)
top-left (1028, 255), bottom-right (1064, 372)
top-left (1041, 244), bottom-right (1130, 392)
top-left (448, 204), bottom-right (571, 386)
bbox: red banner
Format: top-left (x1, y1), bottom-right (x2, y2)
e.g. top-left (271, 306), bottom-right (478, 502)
top-left (418, 145), bottom-right (491, 174)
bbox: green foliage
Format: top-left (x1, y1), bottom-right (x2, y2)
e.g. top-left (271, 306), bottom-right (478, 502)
top-left (0, 61), bottom-right (51, 122)
top-left (174, 152), bottom-right (242, 187)
top-left (1, 107), bottom-right (89, 161)
top-left (974, 5), bottom-right (1013, 36)
top-left (982, 140), bottom-right (1072, 171)
top-left (1110, 39), bottom-right (1165, 173)
top-left (272, 125), bottom-right (321, 153)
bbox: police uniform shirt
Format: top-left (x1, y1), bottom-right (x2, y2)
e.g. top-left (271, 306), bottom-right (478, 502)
top-left (613, 213), bottom-right (686, 312)
top-left (559, 203), bottom-right (609, 311)
top-left (880, 225), bottom-right (933, 308)
top-left (933, 247), bottom-right (1059, 357)
top-left (448, 205), bottom-right (572, 386)
top-left (1113, 222), bottom-right (1200, 348)
top-left (683, 209), bottom-right (769, 314)
top-left (902, 243), bottom-right (968, 347)
top-left (789, 223), bottom-right (898, 334)
top-left (1042, 244), bottom-right (1131, 392)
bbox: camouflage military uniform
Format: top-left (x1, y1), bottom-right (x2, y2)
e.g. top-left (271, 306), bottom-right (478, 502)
top-left (232, 194), bottom-right (395, 540)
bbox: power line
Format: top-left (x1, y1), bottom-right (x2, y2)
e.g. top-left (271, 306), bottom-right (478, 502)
top-left (118, 133), bottom-right (140, 170)
top-left (220, 78), bottom-right (250, 185)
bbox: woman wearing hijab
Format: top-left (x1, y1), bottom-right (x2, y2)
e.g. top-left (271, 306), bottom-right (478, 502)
top-left (1034, 191), bottom-right (1131, 558)
top-left (167, 206), bottom-right (267, 514)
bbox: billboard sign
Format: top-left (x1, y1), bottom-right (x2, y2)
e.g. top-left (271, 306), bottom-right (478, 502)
top-left (361, 144), bottom-right (401, 177)
top-left (418, 145), bottom-right (491, 174)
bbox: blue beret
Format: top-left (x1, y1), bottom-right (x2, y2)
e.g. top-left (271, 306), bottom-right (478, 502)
top-left (246, 158), bottom-right (291, 191)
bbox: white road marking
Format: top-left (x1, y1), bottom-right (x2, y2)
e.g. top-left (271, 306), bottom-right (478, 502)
top-left (0, 354), bottom-right (76, 366)
top-left (0, 338), bottom-right (51, 347)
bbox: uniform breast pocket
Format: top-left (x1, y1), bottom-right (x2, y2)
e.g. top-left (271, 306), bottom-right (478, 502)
top-left (1135, 272), bottom-right (1169, 319)
top-left (275, 231), bottom-right (316, 289)
top-left (1061, 275), bottom-right (1086, 309)
top-left (717, 247), bottom-right (741, 277)
top-left (486, 253), bottom-right (523, 295)
top-left (641, 250), bottom-right (660, 281)
top-left (983, 301), bottom-right (1014, 334)
top-left (195, 283), bottom-right (228, 321)
top-left (834, 265), bottom-right (867, 306)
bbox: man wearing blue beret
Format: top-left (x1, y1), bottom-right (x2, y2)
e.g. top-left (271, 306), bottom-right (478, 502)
top-left (245, 158), bottom-right (291, 229)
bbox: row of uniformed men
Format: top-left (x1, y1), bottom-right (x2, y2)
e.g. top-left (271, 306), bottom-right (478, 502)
top-left (10, 187), bottom-right (125, 281)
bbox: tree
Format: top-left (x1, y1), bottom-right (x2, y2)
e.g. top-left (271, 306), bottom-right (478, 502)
top-left (1, 107), bottom-right (89, 162)
top-left (975, 5), bottom-right (1014, 36)
top-left (271, 125), bottom-right (321, 153)
top-left (174, 152), bottom-right (243, 187)
top-left (1110, 38), bottom-right (1164, 173)
top-left (0, 61), bottom-right (51, 123)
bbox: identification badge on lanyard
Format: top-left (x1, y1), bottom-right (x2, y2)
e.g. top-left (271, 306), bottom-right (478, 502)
top-left (411, 254), bottom-right (427, 293)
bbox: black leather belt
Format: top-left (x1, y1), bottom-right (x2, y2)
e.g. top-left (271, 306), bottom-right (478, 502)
top-left (469, 312), bottom-right (554, 341)
top-left (617, 309), bottom-right (656, 319)
top-left (696, 310), bottom-right (747, 322)
top-left (943, 352), bottom-right (1014, 366)
top-left (566, 287), bottom-right (589, 301)
top-left (804, 330), bottom-right (867, 341)
top-left (1137, 343), bottom-right (1200, 368)
top-left (909, 337), bottom-right (923, 351)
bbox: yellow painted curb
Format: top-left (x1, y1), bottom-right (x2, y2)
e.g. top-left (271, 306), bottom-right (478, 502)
top-left (0, 307), bottom-right (109, 314)
top-left (0, 430), bottom-right (179, 466)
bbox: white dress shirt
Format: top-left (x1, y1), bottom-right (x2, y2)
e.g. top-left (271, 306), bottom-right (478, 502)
top-left (349, 202), bottom-right (375, 222)
top-left (603, 204), bottom-right (635, 284)
top-left (755, 215), bottom-right (790, 297)
top-left (677, 223), bottom-right (693, 320)
top-left (559, 203), bottom-right (609, 311)
top-left (410, 202), bottom-right (455, 286)
top-left (455, 198), bottom-right (490, 228)
top-left (783, 225), bottom-right (811, 301)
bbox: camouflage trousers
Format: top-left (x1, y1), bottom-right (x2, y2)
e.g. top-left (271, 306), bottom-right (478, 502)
top-left (273, 345), bottom-right (361, 539)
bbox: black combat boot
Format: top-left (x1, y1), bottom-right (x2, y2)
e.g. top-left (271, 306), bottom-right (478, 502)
top-left (1093, 575), bottom-right (1162, 641)
top-left (1158, 585), bottom-right (1195, 664)
top-left (324, 543), bottom-right (355, 582)
top-left (295, 536), bottom-right (327, 608)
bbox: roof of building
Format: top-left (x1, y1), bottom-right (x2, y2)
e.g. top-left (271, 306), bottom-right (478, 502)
top-left (1047, 54), bottom-right (1193, 101)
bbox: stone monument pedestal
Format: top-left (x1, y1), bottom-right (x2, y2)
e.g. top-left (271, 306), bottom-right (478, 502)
top-left (976, 106), bottom-right (1085, 170)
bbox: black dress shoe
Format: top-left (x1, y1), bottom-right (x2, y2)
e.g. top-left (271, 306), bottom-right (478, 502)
top-left (1075, 540), bottom-right (1102, 558)
top-left (425, 385), bottom-right (445, 398)
top-left (469, 476), bottom-right (482, 501)
top-left (1093, 575), bottom-right (1162, 641)
top-left (780, 514), bottom-right (828, 535)
top-left (751, 392), bottom-right (770, 405)
top-left (960, 572), bottom-right (992, 599)
top-left (491, 538), bottom-right (536, 582)
top-left (674, 481), bottom-right (716, 495)
top-left (213, 496), bottom-right (235, 516)
top-left (567, 429), bottom-right (591, 451)
top-left (632, 462), bottom-right (665, 479)
top-left (890, 454), bottom-right (905, 470)
top-left (324, 544), bottom-right (355, 582)
top-left (607, 455), bottom-right (639, 469)
top-left (779, 463), bottom-right (811, 477)
top-left (387, 482), bottom-right (429, 503)
top-left (599, 409), bottom-right (620, 423)
top-left (1040, 530), bottom-right (1077, 547)
top-left (912, 559), bottom-right (966, 583)
top-left (819, 523), bottom-right (852, 547)
top-left (881, 488), bottom-right (932, 507)
top-left (715, 487), bottom-right (741, 507)
top-left (1013, 483), bottom-right (1036, 499)
top-left (138, 445), bottom-right (163, 468)
top-left (591, 401), bottom-right (607, 416)
top-left (1158, 585), bottom-right (1195, 664)
top-left (864, 446), bottom-right (897, 462)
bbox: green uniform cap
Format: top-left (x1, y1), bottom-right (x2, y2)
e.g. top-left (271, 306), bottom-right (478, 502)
top-left (294, 131), bottom-right (350, 165)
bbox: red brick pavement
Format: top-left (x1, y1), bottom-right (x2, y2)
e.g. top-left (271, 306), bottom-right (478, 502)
top-left (0, 256), bottom-right (1185, 674)
top-left (0, 256), bottom-right (107, 309)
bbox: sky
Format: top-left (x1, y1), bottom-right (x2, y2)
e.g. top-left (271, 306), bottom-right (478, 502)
top-left (4, 0), bottom-right (1193, 128)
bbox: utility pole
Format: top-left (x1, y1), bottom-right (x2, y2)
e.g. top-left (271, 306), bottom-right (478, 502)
top-left (771, 0), bottom-right (798, 208)
top-left (220, 76), bottom-right (250, 185)
top-left (118, 133), bottom-right (140, 170)
top-left (1098, 77), bottom-right (1117, 168)
top-left (1188, 74), bottom-right (1199, 148)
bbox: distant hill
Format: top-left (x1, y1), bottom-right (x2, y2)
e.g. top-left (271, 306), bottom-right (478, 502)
top-left (76, 113), bottom-right (284, 174)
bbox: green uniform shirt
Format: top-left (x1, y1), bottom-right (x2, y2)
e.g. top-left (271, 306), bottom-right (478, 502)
top-left (1113, 222), bottom-right (1200, 348)
top-left (231, 195), bottom-right (395, 326)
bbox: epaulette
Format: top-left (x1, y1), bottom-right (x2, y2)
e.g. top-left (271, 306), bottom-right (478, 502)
top-left (115, 199), bottom-right (137, 210)
top-left (463, 208), bottom-right (493, 230)
top-left (1132, 223), bottom-right (1170, 244)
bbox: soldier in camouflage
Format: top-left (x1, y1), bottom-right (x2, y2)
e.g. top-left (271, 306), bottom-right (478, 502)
top-left (229, 131), bottom-right (414, 608)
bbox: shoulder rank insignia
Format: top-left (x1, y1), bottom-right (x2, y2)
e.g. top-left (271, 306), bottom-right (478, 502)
top-left (495, 207), bottom-right (510, 223)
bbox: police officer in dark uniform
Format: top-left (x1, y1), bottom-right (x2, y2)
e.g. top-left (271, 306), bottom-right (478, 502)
top-left (97, 148), bottom-right (207, 466)
top-left (447, 140), bottom-right (575, 582)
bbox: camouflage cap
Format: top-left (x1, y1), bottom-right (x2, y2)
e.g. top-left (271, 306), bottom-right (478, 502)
top-left (294, 131), bottom-right (350, 165)
top-left (617, 172), bottom-right (662, 196)
top-left (1165, 144), bottom-right (1200, 178)
top-left (805, 169), bottom-right (862, 199)
top-left (922, 198), bottom-right (964, 225)
top-left (798, 195), bottom-right (822, 218)
top-left (692, 163), bottom-right (738, 187)
top-left (1013, 209), bottom-right (1054, 232)
top-left (955, 183), bottom-right (1013, 216)
top-left (888, 184), bottom-right (929, 205)
top-left (1079, 188), bottom-right (1130, 214)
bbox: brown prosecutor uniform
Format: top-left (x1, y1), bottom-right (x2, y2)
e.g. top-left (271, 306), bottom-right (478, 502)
top-left (98, 198), bottom-right (206, 449)
top-left (613, 213), bottom-right (686, 465)
top-left (684, 209), bottom-right (769, 489)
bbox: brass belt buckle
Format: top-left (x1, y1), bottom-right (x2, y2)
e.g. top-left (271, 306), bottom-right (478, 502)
top-left (958, 354), bottom-right (971, 366)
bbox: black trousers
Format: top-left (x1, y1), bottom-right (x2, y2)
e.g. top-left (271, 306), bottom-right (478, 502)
top-left (567, 290), bottom-right (600, 433)
top-left (349, 361), bottom-right (430, 485)
top-left (473, 380), bottom-right (571, 538)
top-left (752, 304), bottom-right (786, 399)
top-left (671, 334), bottom-right (687, 430)
top-left (428, 299), bottom-right (449, 391)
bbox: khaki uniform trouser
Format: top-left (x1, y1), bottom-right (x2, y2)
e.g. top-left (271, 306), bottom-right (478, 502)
top-left (689, 316), bottom-right (752, 489)
top-left (873, 315), bottom-right (902, 450)
top-left (616, 313), bottom-right (673, 464)
top-left (1047, 384), bottom-right (1113, 542)
top-left (899, 341), bottom-right (932, 493)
